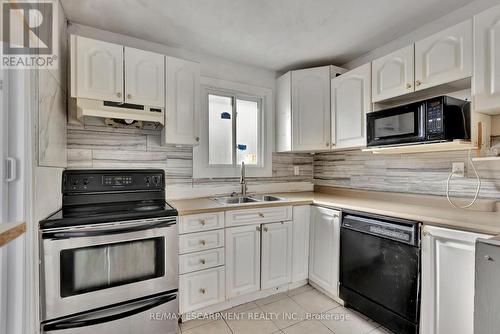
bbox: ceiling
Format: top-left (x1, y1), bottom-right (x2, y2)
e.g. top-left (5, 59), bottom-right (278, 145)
top-left (60, 0), bottom-right (474, 71)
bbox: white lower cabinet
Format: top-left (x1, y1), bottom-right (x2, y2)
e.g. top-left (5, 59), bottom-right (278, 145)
top-left (421, 225), bottom-right (493, 334)
top-left (291, 206), bottom-right (310, 282)
top-left (225, 225), bottom-right (261, 298)
top-left (308, 206), bottom-right (340, 297)
top-left (179, 266), bottom-right (225, 314)
top-left (261, 221), bottom-right (293, 289)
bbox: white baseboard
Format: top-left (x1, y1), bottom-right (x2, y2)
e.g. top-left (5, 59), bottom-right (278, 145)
top-left (308, 280), bottom-right (344, 306)
top-left (180, 280), bottom-right (308, 322)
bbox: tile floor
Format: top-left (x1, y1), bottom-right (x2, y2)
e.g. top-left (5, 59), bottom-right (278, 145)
top-left (179, 285), bottom-right (393, 334)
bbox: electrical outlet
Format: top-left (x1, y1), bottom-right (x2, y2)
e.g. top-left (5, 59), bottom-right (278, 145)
top-left (452, 162), bottom-right (465, 178)
top-left (293, 165), bottom-right (300, 176)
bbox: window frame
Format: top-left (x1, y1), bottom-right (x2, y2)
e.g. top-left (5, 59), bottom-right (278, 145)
top-left (207, 90), bottom-right (263, 168)
top-left (193, 77), bottom-right (273, 179)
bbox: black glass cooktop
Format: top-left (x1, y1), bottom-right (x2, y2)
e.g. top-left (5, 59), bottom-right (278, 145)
top-left (40, 200), bottom-right (178, 230)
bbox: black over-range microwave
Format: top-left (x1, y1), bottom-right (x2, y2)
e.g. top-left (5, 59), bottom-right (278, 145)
top-left (366, 96), bottom-right (470, 147)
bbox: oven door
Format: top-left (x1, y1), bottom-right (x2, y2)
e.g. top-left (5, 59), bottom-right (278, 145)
top-left (40, 217), bottom-right (177, 321)
top-left (366, 102), bottom-right (426, 147)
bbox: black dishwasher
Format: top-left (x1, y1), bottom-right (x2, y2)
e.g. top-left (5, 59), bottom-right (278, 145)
top-left (339, 211), bottom-right (421, 334)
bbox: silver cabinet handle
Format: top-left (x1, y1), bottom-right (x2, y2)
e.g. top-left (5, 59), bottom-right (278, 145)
top-left (127, 94), bottom-right (132, 99)
top-left (200, 259), bottom-right (206, 265)
top-left (258, 213), bottom-right (265, 218)
top-left (199, 288), bottom-right (206, 294)
top-left (200, 219), bottom-right (206, 226)
top-left (256, 226), bottom-right (261, 231)
top-left (263, 226), bottom-right (268, 232)
top-left (484, 255), bottom-right (494, 261)
top-left (199, 240), bottom-right (206, 245)
top-left (116, 92), bottom-right (122, 98)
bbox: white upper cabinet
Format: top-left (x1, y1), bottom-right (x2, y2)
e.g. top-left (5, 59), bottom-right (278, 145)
top-left (71, 35), bottom-right (124, 102)
top-left (415, 20), bottom-right (473, 91)
top-left (292, 66), bottom-right (332, 151)
top-left (124, 47), bottom-right (164, 107)
top-left (225, 225), bottom-right (261, 299)
top-left (163, 56), bottom-right (201, 145)
top-left (474, 4), bottom-right (500, 115)
top-left (276, 72), bottom-right (292, 152)
top-left (331, 63), bottom-right (371, 149)
top-left (276, 66), bottom-right (346, 152)
top-left (421, 226), bottom-right (492, 334)
top-left (309, 206), bottom-right (340, 298)
top-left (261, 221), bottom-right (292, 290)
top-left (372, 45), bottom-right (414, 102)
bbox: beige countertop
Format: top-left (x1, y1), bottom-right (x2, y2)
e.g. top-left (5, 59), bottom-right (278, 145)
top-left (170, 187), bottom-right (500, 235)
top-left (0, 222), bottom-right (26, 247)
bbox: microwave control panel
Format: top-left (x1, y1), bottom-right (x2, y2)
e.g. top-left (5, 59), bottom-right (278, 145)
top-left (427, 100), bottom-right (443, 135)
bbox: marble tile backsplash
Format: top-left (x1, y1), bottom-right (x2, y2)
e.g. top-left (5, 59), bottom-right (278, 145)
top-left (67, 124), bottom-right (314, 199)
top-left (313, 143), bottom-right (500, 199)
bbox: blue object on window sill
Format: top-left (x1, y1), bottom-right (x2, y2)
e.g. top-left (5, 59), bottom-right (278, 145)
top-left (237, 144), bottom-right (247, 151)
top-left (221, 112), bottom-right (231, 119)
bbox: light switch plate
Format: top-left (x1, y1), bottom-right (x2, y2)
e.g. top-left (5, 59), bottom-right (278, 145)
top-left (293, 165), bottom-right (300, 176)
top-left (452, 162), bottom-right (465, 177)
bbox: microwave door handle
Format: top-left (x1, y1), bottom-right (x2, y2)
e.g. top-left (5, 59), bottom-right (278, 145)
top-left (419, 104), bottom-right (426, 138)
top-left (42, 293), bottom-right (177, 331)
top-left (42, 219), bottom-right (176, 240)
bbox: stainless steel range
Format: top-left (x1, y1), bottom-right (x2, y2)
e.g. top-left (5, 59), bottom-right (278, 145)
top-left (39, 170), bottom-right (178, 334)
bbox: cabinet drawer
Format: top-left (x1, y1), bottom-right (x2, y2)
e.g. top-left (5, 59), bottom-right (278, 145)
top-left (179, 266), bottom-right (225, 314)
top-left (179, 212), bottom-right (224, 234)
top-left (179, 247), bottom-right (225, 274)
top-left (179, 229), bottom-right (224, 254)
top-left (226, 206), bottom-right (292, 226)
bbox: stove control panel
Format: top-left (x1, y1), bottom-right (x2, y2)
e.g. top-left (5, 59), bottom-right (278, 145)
top-left (63, 170), bottom-right (164, 193)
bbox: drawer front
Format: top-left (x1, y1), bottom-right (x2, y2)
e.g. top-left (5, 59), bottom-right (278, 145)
top-left (226, 206), bottom-right (292, 226)
top-left (179, 266), bottom-right (225, 314)
top-left (179, 247), bottom-right (225, 274)
top-left (179, 212), bottom-right (225, 234)
top-left (179, 229), bottom-right (224, 254)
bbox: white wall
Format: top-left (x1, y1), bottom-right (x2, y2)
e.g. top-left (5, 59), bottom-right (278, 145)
top-left (343, 0), bottom-right (500, 69)
top-left (67, 23), bottom-right (277, 90)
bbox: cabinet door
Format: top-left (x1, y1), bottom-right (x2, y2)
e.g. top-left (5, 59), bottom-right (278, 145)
top-left (225, 225), bottom-right (261, 298)
top-left (291, 206), bottom-right (310, 282)
top-left (308, 206), bottom-right (340, 296)
top-left (372, 45), bottom-right (414, 102)
top-left (331, 63), bottom-right (371, 149)
top-left (124, 47), bottom-right (164, 107)
top-left (475, 239), bottom-right (500, 334)
top-left (163, 57), bottom-right (200, 145)
top-left (291, 66), bottom-right (331, 151)
top-left (71, 35), bottom-right (123, 102)
top-left (474, 4), bottom-right (500, 114)
top-left (421, 225), bottom-right (492, 334)
top-left (415, 20), bottom-right (473, 91)
top-left (276, 71), bottom-right (292, 152)
top-left (261, 221), bottom-right (292, 289)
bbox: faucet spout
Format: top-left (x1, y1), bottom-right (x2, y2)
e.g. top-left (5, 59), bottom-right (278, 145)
top-left (240, 162), bottom-right (247, 197)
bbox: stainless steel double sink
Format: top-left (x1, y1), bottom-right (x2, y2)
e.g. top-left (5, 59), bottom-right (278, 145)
top-left (212, 194), bottom-right (284, 205)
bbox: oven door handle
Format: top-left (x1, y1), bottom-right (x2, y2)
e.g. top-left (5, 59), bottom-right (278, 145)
top-left (42, 292), bottom-right (177, 331)
top-left (42, 219), bottom-right (176, 240)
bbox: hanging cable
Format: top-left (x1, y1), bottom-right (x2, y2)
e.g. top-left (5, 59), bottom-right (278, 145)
top-left (446, 149), bottom-right (481, 209)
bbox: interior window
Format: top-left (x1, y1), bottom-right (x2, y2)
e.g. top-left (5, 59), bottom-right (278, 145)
top-left (207, 92), bottom-right (262, 166)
